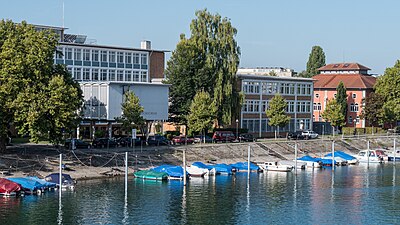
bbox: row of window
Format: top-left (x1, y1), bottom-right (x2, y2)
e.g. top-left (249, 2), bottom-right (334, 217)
top-left (56, 47), bottom-right (148, 65)
top-left (315, 93), bottom-right (358, 99)
top-left (243, 100), bottom-right (311, 113)
top-left (348, 116), bottom-right (360, 124)
top-left (242, 118), bottom-right (311, 133)
top-left (313, 103), bottom-right (359, 112)
top-left (242, 81), bottom-right (312, 96)
top-left (67, 67), bottom-right (148, 82)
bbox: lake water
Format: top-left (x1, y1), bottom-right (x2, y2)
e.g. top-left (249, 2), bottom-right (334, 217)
top-left (1, 164), bottom-right (400, 225)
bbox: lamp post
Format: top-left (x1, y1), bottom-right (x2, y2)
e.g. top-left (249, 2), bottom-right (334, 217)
top-left (236, 119), bottom-right (239, 141)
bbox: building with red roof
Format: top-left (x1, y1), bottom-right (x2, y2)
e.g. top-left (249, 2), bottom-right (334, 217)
top-left (313, 63), bottom-right (376, 128)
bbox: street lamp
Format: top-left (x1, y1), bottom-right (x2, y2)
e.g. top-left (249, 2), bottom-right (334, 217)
top-left (236, 119), bottom-right (239, 141)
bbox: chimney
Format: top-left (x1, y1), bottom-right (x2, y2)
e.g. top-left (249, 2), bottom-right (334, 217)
top-left (141, 40), bottom-right (151, 50)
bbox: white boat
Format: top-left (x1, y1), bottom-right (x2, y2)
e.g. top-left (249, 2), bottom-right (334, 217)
top-left (387, 149), bottom-right (400, 161)
top-left (322, 156), bottom-right (348, 166)
top-left (354, 149), bottom-right (385, 163)
top-left (257, 162), bottom-right (293, 172)
top-left (186, 166), bottom-right (208, 177)
top-left (279, 160), bottom-right (306, 170)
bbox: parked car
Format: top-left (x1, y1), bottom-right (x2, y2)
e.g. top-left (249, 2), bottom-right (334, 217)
top-left (65, 139), bottom-right (91, 149)
top-left (193, 135), bottom-right (213, 143)
top-left (301, 130), bottom-right (319, 139)
top-left (117, 137), bottom-right (143, 147)
top-left (212, 131), bottom-right (236, 143)
top-left (239, 133), bottom-right (256, 142)
top-left (287, 131), bottom-right (305, 140)
top-left (92, 138), bottom-right (118, 148)
top-left (147, 135), bottom-right (170, 146)
top-left (172, 135), bottom-right (194, 145)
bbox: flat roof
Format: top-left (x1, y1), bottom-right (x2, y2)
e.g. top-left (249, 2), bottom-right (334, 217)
top-left (60, 42), bottom-right (170, 53)
top-left (237, 74), bottom-right (314, 82)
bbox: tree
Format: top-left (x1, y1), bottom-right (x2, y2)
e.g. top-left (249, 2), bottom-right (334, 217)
top-left (187, 90), bottom-right (216, 137)
top-left (115, 91), bottom-right (145, 135)
top-left (361, 92), bottom-right (384, 127)
top-left (297, 70), bottom-right (310, 78)
top-left (322, 99), bottom-right (345, 133)
top-left (165, 9), bottom-right (241, 127)
top-left (306, 46), bottom-right (326, 77)
top-left (266, 94), bottom-right (290, 139)
top-left (336, 81), bottom-right (348, 126)
top-left (375, 60), bottom-right (400, 125)
top-left (0, 20), bottom-right (83, 151)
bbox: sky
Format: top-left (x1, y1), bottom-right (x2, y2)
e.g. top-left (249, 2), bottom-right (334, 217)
top-left (1, 0), bottom-right (399, 75)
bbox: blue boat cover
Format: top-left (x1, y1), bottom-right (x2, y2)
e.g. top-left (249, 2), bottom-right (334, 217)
top-left (7, 177), bottom-right (46, 191)
top-left (320, 158), bottom-right (337, 165)
top-left (208, 164), bottom-right (234, 174)
top-left (152, 165), bottom-right (185, 178)
top-left (297, 155), bottom-right (321, 162)
top-left (45, 173), bottom-right (74, 186)
top-left (191, 162), bottom-right (212, 170)
top-left (324, 151), bottom-right (356, 160)
top-left (26, 176), bottom-right (57, 188)
top-left (230, 162), bottom-right (259, 171)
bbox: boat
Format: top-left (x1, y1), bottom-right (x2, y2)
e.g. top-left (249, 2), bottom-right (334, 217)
top-left (354, 149), bottom-right (385, 163)
top-left (257, 162), bottom-right (293, 172)
top-left (280, 160), bottom-right (306, 170)
top-left (230, 162), bottom-right (259, 172)
top-left (190, 162), bottom-right (217, 176)
top-left (208, 164), bottom-right (235, 175)
top-left (296, 156), bottom-right (322, 168)
top-left (186, 166), bottom-right (208, 177)
top-left (324, 151), bottom-right (358, 165)
top-left (0, 178), bottom-right (22, 196)
top-left (26, 176), bottom-right (57, 190)
top-left (45, 173), bottom-right (76, 190)
top-left (387, 149), bottom-right (400, 161)
top-left (319, 158), bottom-right (337, 167)
top-left (7, 177), bottom-right (46, 194)
top-left (152, 165), bottom-right (186, 180)
top-left (133, 170), bottom-right (168, 180)
top-left (322, 156), bottom-right (347, 166)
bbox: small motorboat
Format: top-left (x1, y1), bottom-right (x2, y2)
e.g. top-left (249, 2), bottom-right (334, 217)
top-left (387, 149), bottom-right (400, 161)
top-left (7, 177), bottom-right (46, 195)
top-left (26, 176), bottom-right (57, 191)
top-left (230, 162), bottom-right (259, 172)
top-left (190, 162), bottom-right (217, 176)
top-left (354, 149), bottom-right (385, 163)
top-left (0, 178), bottom-right (22, 196)
top-left (208, 164), bottom-right (235, 175)
top-left (324, 151), bottom-right (358, 165)
top-left (279, 160), bottom-right (306, 170)
top-left (186, 166), bottom-right (208, 177)
top-left (45, 173), bottom-right (76, 190)
top-left (152, 165), bottom-right (186, 180)
top-left (134, 170), bottom-right (168, 180)
top-left (296, 156), bottom-right (322, 168)
top-left (258, 162), bottom-right (293, 172)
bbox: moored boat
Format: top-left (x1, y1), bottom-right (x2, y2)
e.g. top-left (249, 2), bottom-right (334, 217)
top-left (280, 160), bottom-right (306, 170)
top-left (134, 170), bottom-right (168, 180)
top-left (45, 173), bottom-right (76, 190)
top-left (0, 178), bottom-right (22, 196)
top-left (208, 164), bottom-right (235, 175)
top-left (387, 150), bottom-right (400, 161)
top-left (354, 149), bottom-right (385, 163)
top-left (7, 177), bottom-right (46, 195)
top-left (257, 162), bottom-right (293, 172)
top-left (324, 151), bottom-right (358, 165)
top-left (296, 156), bottom-right (322, 168)
top-left (152, 165), bottom-right (186, 180)
top-left (186, 166), bottom-right (208, 177)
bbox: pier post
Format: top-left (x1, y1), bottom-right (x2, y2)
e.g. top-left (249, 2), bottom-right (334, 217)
top-left (247, 145), bottom-right (251, 178)
top-left (125, 152), bottom-right (128, 192)
top-left (367, 140), bottom-right (370, 168)
top-left (59, 154), bottom-right (62, 190)
top-left (183, 149), bottom-right (187, 186)
top-left (331, 141), bottom-right (335, 171)
top-left (294, 142), bottom-right (298, 174)
top-left (394, 138), bottom-right (396, 163)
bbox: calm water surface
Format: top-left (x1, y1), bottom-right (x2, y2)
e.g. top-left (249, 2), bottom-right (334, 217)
top-left (1, 164), bottom-right (400, 225)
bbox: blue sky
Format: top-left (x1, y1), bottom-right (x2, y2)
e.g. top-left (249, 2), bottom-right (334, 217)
top-left (1, 0), bottom-right (399, 75)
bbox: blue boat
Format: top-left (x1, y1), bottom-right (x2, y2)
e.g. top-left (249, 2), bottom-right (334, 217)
top-left (230, 162), bottom-right (259, 172)
top-left (324, 151), bottom-right (358, 165)
top-left (7, 177), bottom-right (46, 194)
top-left (45, 173), bottom-right (76, 190)
top-left (208, 164), bottom-right (234, 175)
top-left (296, 156), bottom-right (322, 168)
top-left (152, 165), bottom-right (185, 179)
top-left (26, 176), bottom-right (57, 190)
top-left (320, 158), bottom-right (337, 167)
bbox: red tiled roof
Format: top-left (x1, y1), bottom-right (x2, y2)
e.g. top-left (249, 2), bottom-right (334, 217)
top-left (318, 63), bottom-right (371, 71)
top-left (313, 74), bottom-right (376, 89)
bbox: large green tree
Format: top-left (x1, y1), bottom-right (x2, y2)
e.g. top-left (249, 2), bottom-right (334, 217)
top-left (361, 92), bottom-right (384, 127)
top-left (165, 9), bottom-right (241, 127)
top-left (305, 46), bottom-right (326, 77)
top-left (266, 94), bottom-right (290, 139)
top-left (187, 90), bottom-right (216, 136)
top-left (336, 81), bottom-right (348, 125)
top-left (375, 60), bottom-right (400, 125)
top-left (115, 91), bottom-right (145, 135)
top-left (0, 20), bottom-right (83, 151)
top-left (322, 99), bottom-right (345, 133)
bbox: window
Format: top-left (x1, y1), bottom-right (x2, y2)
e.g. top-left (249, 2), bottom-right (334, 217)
top-left (287, 101), bottom-right (295, 113)
top-left (56, 47), bottom-right (63, 59)
top-left (315, 93), bottom-right (319, 98)
top-left (133, 71), bottom-right (140, 81)
top-left (125, 53), bottom-right (132, 64)
top-left (74, 68), bottom-right (82, 80)
top-left (100, 69), bottom-right (107, 81)
top-left (117, 52), bottom-right (124, 63)
top-left (83, 68), bottom-right (90, 81)
top-left (352, 93), bottom-right (357, 99)
top-left (83, 49), bottom-right (90, 61)
top-left (354, 103), bottom-right (359, 112)
top-left (141, 71), bottom-right (147, 82)
top-left (74, 48), bottom-right (82, 61)
top-left (109, 51), bottom-right (116, 63)
top-left (109, 70), bottom-right (116, 81)
top-left (133, 53), bottom-right (140, 64)
top-left (348, 116), bottom-right (353, 124)
top-left (101, 51), bottom-right (108, 62)
top-left (141, 54), bottom-right (147, 65)
top-left (350, 103), bottom-right (359, 112)
top-left (65, 48), bottom-right (73, 60)
top-left (356, 116), bottom-right (360, 124)
top-left (334, 94), bottom-right (337, 98)
top-left (92, 50), bottom-right (99, 62)
top-left (117, 70), bottom-right (124, 81)
top-left (125, 70), bottom-right (132, 81)
top-left (92, 69), bottom-right (99, 81)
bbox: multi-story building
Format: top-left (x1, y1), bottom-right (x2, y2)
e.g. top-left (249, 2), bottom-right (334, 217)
top-left (237, 67), bottom-right (295, 77)
top-left (37, 25), bottom-right (170, 138)
top-left (313, 63), bottom-right (376, 128)
top-left (238, 72), bottom-right (314, 138)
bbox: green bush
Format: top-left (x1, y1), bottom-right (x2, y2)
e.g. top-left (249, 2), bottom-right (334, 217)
top-left (342, 127), bottom-right (384, 135)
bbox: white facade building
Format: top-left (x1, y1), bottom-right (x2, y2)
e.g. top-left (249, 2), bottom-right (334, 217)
top-left (237, 67), bottom-right (295, 77)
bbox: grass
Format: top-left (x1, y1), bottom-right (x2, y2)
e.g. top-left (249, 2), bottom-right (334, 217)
top-left (11, 137), bottom-right (51, 145)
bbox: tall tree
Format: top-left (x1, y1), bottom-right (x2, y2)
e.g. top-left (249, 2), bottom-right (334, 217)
top-left (0, 20), bottom-right (83, 151)
top-left (322, 99), bottom-right (345, 133)
top-left (375, 60), bottom-right (400, 125)
top-left (115, 91), bottom-right (145, 135)
top-left (305, 46), bottom-right (326, 77)
top-left (336, 81), bottom-right (348, 125)
top-left (165, 9), bottom-right (241, 127)
top-left (187, 90), bottom-right (216, 136)
top-left (361, 92), bottom-right (384, 127)
top-left (266, 94), bottom-right (290, 139)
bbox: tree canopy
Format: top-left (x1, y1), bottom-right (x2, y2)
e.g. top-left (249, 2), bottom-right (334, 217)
top-left (336, 81), bottom-right (348, 124)
top-left (322, 99), bottom-right (345, 128)
top-left (115, 91), bottom-right (145, 134)
top-left (187, 90), bottom-right (216, 135)
top-left (0, 20), bottom-right (83, 151)
top-left (304, 46), bottom-right (325, 78)
top-left (165, 9), bottom-right (241, 127)
top-left (361, 92), bottom-right (384, 126)
top-left (266, 94), bottom-right (290, 128)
